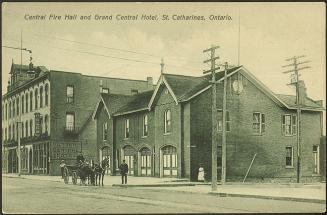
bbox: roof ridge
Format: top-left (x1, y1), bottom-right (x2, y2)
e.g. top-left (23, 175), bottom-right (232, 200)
top-left (163, 73), bottom-right (202, 78)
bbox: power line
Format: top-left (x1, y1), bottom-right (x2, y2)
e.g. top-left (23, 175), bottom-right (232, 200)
top-left (30, 33), bottom-right (204, 64)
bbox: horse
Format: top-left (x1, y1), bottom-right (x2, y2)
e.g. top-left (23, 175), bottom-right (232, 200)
top-left (94, 157), bottom-right (109, 186)
top-left (78, 161), bottom-right (95, 186)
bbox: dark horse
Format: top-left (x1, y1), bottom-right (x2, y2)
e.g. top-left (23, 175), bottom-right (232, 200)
top-left (94, 158), bottom-right (109, 186)
top-left (78, 162), bottom-right (95, 186)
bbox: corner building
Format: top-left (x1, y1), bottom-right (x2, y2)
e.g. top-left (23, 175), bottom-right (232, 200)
top-left (2, 62), bottom-right (154, 175)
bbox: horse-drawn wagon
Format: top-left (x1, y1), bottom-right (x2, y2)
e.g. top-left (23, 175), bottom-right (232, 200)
top-left (63, 164), bottom-right (81, 185)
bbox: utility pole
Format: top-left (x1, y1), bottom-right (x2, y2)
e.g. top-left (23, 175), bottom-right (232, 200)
top-left (282, 55), bottom-right (310, 183)
top-left (221, 62), bottom-right (228, 183)
top-left (203, 45), bottom-right (220, 191)
top-left (3, 30), bottom-right (32, 176)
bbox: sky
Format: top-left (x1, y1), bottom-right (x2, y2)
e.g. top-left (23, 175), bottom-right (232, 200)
top-left (2, 3), bottom-right (325, 110)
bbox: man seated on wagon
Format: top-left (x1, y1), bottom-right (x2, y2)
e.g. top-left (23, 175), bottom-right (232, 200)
top-left (76, 152), bottom-right (85, 167)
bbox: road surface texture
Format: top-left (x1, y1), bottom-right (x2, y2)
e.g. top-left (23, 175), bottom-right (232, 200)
top-left (2, 177), bottom-right (325, 213)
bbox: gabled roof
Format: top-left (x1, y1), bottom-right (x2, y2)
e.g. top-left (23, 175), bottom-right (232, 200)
top-left (92, 93), bottom-right (133, 119)
top-left (148, 66), bottom-right (242, 108)
top-left (114, 90), bottom-right (154, 116)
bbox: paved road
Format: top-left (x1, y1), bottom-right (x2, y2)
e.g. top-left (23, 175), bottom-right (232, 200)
top-left (2, 177), bottom-right (325, 213)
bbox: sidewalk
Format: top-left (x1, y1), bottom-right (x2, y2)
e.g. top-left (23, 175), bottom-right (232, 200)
top-left (3, 173), bottom-right (326, 203)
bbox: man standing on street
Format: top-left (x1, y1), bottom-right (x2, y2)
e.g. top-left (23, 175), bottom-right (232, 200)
top-left (119, 160), bottom-right (128, 184)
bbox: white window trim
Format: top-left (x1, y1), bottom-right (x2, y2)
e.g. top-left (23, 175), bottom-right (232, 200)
top-left (103, 122), bottom-right (108, 141)
top-left (253, 112), bottom-right (265, 135)
top-left (285, 146), bottom-right (294, 168)
top-left (124, 119), bottom-right (130, 139)
top-left (164, 110), bottom-right (171, 134)
top-left (142, 114), bottom-right (148, 137)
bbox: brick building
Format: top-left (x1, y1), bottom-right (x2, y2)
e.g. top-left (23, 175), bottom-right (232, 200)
top-left (2, 62), bottom-right (154, 175)
top-left (93, 66), bottom-right (324, 182)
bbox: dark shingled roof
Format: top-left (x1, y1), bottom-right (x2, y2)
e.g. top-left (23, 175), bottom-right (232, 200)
top-left (101, 93), bottom-right (133, 115)
top-left (114, 90), bottom-right (154, 115)
top-left (275, 94), bottom-right (323, 109)
top-left (168, 66), bottom-right (241, 101)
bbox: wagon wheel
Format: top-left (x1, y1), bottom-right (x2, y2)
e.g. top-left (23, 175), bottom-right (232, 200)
top-left (72, 171), bottom-right (78, 185)
top-left (63, 167), bottom-right (69, 184)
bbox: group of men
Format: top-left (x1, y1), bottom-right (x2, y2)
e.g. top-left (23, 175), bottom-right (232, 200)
top-left (59, 153), bottom-right (129, 184)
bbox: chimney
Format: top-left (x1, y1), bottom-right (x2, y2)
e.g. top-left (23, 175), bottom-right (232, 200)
top-left (147, 77), bottom-right (153, 89)
top-left (99, 80), bottom-right (103, 93)
top-left (298, 80), bottom-right (307, 106)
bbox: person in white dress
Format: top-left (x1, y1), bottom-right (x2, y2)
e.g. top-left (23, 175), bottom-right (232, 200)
top-left (198, 164), bottom-right (205, 182)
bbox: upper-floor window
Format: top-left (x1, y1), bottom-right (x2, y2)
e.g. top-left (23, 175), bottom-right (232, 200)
top-left (143, 114), bottom-right (148, 137)
top-left (125, 119), bottom-right (130, 139)
top-left (25, 94), bottom-right (28, 113)
top-left (30, 91), bottom-right (33, 111)
top-left (253, 112), bottom-right (265, 134)
top-left (13, 100), bottom-right (15, 118)
top-left (5, 128), bottom-right (7, 141)
top-left (9, 102), bottom-right (11, 119)
top-left (9, 125), bottom-right (11, 140)
top-left (25, 121), bottom-right (28, 137)
top-left (2, 105), bottom-right (3, 121)
top-left (66, 112), bottom-right (75, 131)
top-left (16, 97), bottom-right (20, 116)
top-left (103, 122), bottom-right (108, 141)
top-left (102, 88), bottom-right (109, 94)
top-left (21, 96), bottom-right (24, 114)
top-left (164, 109), bottom-right (171, 134)
top-left (40, 86), bottom-right (43, 108)
top-left (45, 115), bottom-right (49, 134)
top-left (66, 85), bottom-right (74, 103)
top-left (285, 146), bottom-right (293, 167)
top-left (45, 84), bottom-right (49, 106)
top-left (282, 114), bottom-right (296, 136)
top-left (40, 116), bottom-right (43, 134)
top-left (22, 122), bottom-right (24, 138)
top-left (30, 119), bottom-right (33, 137)
top-left (34, 89), bottom-right (38, 110)
top-left (217, 111), bottom-right (231, 132)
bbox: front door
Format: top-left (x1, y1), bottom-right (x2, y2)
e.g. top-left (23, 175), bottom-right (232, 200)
top-left (162, 146), bottom-right (177, 177)
top-left (313, 145), bottom-right (320, 174)
top-left (29, 149), bottom-right (33, 174)
top-left (140, 148), bottom-right (151, 176)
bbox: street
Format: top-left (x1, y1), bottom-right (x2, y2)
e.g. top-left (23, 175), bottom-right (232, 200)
top-left (2, 177), bottom-right (325, 213)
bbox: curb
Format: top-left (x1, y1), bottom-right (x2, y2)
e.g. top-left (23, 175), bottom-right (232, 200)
top-left (208, 192), bottom-right (326, 204)
top-left (112, 183), bottom-right (196, 187)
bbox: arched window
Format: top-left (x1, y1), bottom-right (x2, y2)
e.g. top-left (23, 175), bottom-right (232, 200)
top-left (9, 101), bottom-right (11, 119)
top-left (45, 84), bottom-right (49, 106)
top-left (16, 97), bottom-right (19, 116)
top-left (44, 115), bottom-right (49, 134)
top-left (39, 86), bottom-right (43, 108)
top-left (13, 100), bottom-right (15, 118)
top-left (22, 95), bottom-right (24, 114)
top-left (25, 121), bottom-right (28, 137)
top-left (34, 89), bottom-right (38, 110)
top-left (25, 94), bottom-right (28, 113)
top-left (30, 91), bottom-right (33, 111)
top-left (30, 119), bottom-right (33, 137)
top-left (22, 122), bottom-right (24, 138)
top-left (143, 114), bottom-right (148, 136)
top-left (9, 125), bottom-right (11, 140)
top-left (164, 109), bottom-right (171, 133)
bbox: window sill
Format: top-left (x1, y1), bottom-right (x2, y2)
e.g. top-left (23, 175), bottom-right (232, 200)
top-left (141, 136), bottom-right (148, 139)
top-left (123, 138), bottom-right (129, 141)
top-left (163, 132), bottom-right (171, 136)
top-left (283, 134), bottom-right (296, 137)
top-left (285, 166), bottom-right (294, 169)
top-left (252, 133), bottom-right (264, 136)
